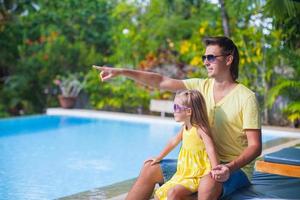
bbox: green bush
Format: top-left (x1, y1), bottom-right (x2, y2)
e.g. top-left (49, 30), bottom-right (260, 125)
top-left (1, 31), bottom-right (103, 114)
top-left (85, 70), bottom-right (159, 113)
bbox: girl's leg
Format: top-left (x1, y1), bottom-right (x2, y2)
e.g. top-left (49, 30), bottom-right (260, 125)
top-left (167, 185), bottom-right (194, 200)
top-left (154, 195), bottom-right (160, 200)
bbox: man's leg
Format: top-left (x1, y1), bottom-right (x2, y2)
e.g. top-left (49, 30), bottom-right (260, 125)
top-left (126, 161), bottom-right (164, 200)
top-left (198, 174), bottom-right (222, 200)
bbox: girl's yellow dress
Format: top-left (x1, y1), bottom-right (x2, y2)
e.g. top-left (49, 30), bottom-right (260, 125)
top-left (155, 126), bottom-right (211, 200)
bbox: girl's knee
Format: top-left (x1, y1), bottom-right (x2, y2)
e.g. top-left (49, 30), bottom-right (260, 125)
top-left (167, 188), bottom-right (177, 199)
top-left (167, 187), bottom-right (183, 200)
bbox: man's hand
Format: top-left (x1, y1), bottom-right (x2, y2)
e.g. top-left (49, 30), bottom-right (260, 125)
top-left (211, 164), bottom-right (230, 182)
top-left (93, 65), bottom-right (121, 81)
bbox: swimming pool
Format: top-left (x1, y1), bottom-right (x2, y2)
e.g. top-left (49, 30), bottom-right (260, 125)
top-left (0, 114), bottom-right (181, 200)
top-left (0, 113), bottom-right (298, 200)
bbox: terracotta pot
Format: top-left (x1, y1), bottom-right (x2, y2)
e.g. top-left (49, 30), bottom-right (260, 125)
top-left (58, 95), bottom-right (77, 109)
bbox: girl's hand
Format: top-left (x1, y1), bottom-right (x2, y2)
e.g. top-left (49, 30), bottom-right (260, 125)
top-left (93, 65), bottom-right (121, 81)
top-left (144, 157), bottom-right (162, 166)
top-left (211, 164), bottom-right (230, 182)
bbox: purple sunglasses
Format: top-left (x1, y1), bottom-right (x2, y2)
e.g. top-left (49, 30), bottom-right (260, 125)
top-left (173, 104), bottom-right (190, 113)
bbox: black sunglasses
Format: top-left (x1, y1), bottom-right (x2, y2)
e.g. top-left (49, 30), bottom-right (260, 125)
top-left (201, 54), bottom-right (229, 63)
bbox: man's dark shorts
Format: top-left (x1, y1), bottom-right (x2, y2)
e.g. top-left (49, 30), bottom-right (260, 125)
top-left (160, 159), bottom-right (251, 199)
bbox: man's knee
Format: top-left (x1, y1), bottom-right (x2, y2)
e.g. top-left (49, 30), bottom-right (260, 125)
top-left (139, 162), bottom-right (163, 183)
top-left (198, 175), bottom-right (222, 200)
top-left (140, 162), bottom-right (158, 177)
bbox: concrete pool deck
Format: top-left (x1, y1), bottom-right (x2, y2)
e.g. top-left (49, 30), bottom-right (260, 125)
top-left (47, 108), bottom-right (300, 200)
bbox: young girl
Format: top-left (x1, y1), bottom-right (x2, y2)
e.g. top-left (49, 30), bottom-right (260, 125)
top-left (148, 90), bottom-right (219, 200)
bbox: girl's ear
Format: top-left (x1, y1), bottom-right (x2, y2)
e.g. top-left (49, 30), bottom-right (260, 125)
top-left (187, 108), bottom-right (192, 116)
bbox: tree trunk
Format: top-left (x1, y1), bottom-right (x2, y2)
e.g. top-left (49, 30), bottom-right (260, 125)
top-left (261, 37), bottom-right (269, 125)
top-left (219, 0), bottom-right (231, 37)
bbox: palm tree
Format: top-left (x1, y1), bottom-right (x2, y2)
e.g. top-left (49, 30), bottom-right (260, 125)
top-left (218, 0), bottom-right (230, 37)
top-left (267, 80), bottom-right (300, 126)
top-left (264, 0), bottom-right (300, 126)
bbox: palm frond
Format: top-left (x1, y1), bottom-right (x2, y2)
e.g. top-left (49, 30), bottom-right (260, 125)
top-left (283, 100), bottom-right (300, 122)
top-left (267, 80), bottom-right (300, 107)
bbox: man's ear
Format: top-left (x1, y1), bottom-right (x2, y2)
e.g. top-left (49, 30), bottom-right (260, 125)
top-left (226, 55), bottom-right (233, 66)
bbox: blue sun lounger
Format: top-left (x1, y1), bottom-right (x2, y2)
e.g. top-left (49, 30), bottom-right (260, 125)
top-left (224, 147), bottom-right (300, 200)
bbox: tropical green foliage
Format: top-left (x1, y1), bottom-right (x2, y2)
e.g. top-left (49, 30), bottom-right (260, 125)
top-left (268, 80), bottom-right (300, 121)
top-left (0, 0), bottom-right (299, 126)
top-left (54, 73), bottom-right (86, 98)
top-left (1, 0), bottom-right (111, 113)
top-left (84, 70), bottom-right (158, 113)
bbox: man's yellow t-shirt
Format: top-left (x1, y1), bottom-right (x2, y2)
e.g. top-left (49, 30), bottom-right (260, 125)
top-left (183, 78), bottom-right (261, 163)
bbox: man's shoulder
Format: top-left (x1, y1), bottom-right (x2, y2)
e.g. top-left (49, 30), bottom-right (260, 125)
top-left (184, 78), bottom-right (212, 85)
top-left (183, 78), bottom-right (213, 92)
top-left (237, 83), bottom-right (256, 99)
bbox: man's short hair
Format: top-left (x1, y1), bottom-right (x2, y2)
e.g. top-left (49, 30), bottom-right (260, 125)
top-left (203, 36), bottom-right (239, 81)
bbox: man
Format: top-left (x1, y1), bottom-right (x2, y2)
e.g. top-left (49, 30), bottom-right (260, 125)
top-left (93, 36), bottom-right (262, 200)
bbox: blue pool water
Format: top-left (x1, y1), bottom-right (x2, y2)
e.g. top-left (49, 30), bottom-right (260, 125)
top-left (0, 115), bottom-right (180, 200)
top-left (0, 115), bottom-right (283, 200)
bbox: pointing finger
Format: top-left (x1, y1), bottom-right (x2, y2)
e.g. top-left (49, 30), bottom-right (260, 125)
top-left (93, 65), bottom-right (104, 71)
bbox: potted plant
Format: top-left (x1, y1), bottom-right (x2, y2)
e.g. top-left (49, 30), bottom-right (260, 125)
top-left (54, 74), bottom-right (85, 108)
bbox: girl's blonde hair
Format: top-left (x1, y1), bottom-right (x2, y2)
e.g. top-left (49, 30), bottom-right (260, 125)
top-left (176, 90), bottom-right (212, 138)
